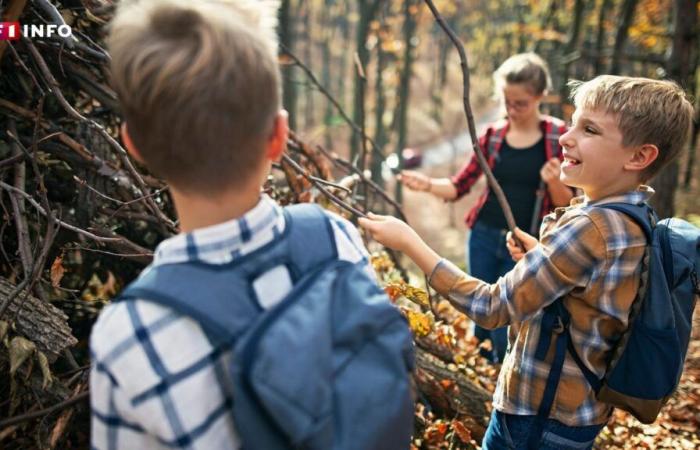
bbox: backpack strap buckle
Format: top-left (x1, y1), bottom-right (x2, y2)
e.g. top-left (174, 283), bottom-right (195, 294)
top-left (553, 316), bottom-right (567, 334)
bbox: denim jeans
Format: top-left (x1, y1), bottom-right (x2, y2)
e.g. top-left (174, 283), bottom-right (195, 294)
top-left (482, 410), bottom-right (605, 450)
top-left (467, 221), bottom-right (515, 363)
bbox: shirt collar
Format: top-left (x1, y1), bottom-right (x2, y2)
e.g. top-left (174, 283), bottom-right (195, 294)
top-left (153, 195), bottom-right (285, 265)
top-left (552, 185), bottom-right (655, 219)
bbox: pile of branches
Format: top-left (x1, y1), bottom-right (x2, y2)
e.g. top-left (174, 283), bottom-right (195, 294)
top-left (0, 1), bottom-right (493, 448)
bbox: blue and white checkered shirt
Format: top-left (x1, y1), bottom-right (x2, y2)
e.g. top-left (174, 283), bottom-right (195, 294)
top-left (90, 195), bottom-right (374, 450)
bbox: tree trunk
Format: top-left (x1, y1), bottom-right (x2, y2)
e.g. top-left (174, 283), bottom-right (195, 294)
top-left (533, 0), bottom-right (558, 54)
top-left (301, 0), bottom-right (315, 130)
top-left (321, 0), bottom-right (335, 150)
top-left (280, 0), bottom-right (298, 130)
top-left (350, 0), bottom-right (382, 162)
top-left (0, 277), bottom-right (77, 362)
top-left (609, 0), bottom-right (639, 75)
top-left (394, 0), bottom-right (419, 203)
top-left (593, 0), bottom-right (613, 75)
top-left (558, 0), bottom-right (587, 109)
top-left (371, 18), bottom-right (388, 188)
top-left (650, 0), bottom-right (698, 217)
top-left (414, 347), bottom-right (491, 425)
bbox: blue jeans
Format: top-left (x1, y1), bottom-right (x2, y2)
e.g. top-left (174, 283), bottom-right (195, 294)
top-left (482, 410), bottom-right (605, 450)
top-left (467, 221), bottom-right (515, 363)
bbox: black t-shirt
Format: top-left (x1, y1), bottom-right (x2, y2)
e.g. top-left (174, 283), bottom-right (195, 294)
top-left (477, 137), bottom-right (546, 230)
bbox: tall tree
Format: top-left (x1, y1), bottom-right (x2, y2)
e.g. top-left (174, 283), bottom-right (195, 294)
top-left (558, 0), bottom-right (586, 109)
top-left (593, 0), bottom-right (614, 75)
top-left (394, 0), bottom-right (419, 203)
top-left (650, 0), bottom-right (698, 217)
top-left (301, 0), bottom-right (315, 130)
top-left (279, 0), bottom-right (298, 130)
top-left (372, 5), bottom-right (392, 187)
top-left (609, 0), bottom-right (639, 74)
top-left (350, 0), bottom-right (382, 162)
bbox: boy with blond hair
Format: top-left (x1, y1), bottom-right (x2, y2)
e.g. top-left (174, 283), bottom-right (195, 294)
top-left (361, 75), bottom-right (695, 449)
top-left (90, 1), bottom-right (414, 449)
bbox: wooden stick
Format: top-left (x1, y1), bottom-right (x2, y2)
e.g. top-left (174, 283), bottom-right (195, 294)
top-left (423, 0), bottom-right (523, 248)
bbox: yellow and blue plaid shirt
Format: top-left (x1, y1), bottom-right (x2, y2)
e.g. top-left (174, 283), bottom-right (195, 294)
top-left (429, 186), bottom-right (652, 426)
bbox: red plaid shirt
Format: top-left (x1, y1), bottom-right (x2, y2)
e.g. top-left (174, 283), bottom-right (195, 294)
top-left (451, 116), bottom-right (568, 228)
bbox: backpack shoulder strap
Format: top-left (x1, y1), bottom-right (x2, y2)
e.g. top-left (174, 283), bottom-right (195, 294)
top-left (283, 203), bottom-right (337, 275)
top-left (117, 203), bottom-right (337, 342)
top-left (118, 262), bottom-right (259, 343)
top-left (486, 120), bottom-right (509, 160)
top-left (596, 202), bottom-right (655, 241)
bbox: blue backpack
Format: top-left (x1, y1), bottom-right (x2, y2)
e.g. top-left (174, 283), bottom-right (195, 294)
top-left (118, 204), bottom-right (415, 450)
top-left (529, 202), bottom-right (699, 448)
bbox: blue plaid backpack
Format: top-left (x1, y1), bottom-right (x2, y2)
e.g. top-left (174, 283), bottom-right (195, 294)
top-left (118, 204), bottom-right (415, 450)
top-left (529, 201), bottom-right (700, 448)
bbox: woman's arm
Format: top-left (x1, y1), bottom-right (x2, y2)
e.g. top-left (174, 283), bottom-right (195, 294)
top-left (399, 171), bottom-right (458, 201)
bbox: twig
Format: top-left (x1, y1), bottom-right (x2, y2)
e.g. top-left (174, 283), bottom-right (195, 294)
top-left (0, 181), bottom-right (153, 258)
top-left (32, 0), bottom-right (77, 49)
top-left (280, 44), bottom-right (387, 165)
top-left (24, 40), bottom-right (177, 232)
top-left (313, 143), bottom-right (408, 222)
top-left (8, 121), bottom-right (33, 281)
top-left (0, 391), bottom-right (89, 429)
top-left (422, 0), bottom-right (522, 249)
top-left (0, 153), bottom-right (25, 169)
top-left (281, 154), bottom-right (367, 218)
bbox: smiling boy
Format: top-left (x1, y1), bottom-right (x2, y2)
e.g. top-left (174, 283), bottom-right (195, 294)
top-left (360, 75), bottom-right (694, 449)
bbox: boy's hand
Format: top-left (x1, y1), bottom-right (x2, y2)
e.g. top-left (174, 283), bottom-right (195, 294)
top-left (540, 158), bottom-right (561, 184)
top-left (506, 227), bottom-right (538, 261)
top-left (358, 213), bottom-right (419, 252)
top-left (398, 170), bottom-right (431, 192)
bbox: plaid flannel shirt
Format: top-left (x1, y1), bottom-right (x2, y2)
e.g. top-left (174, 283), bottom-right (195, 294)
top-left (90, 195), bottom-right (374, 450)
top-left (429, 187), bottom-right (653, 426)
top-left (451, 116), bottom-right (568, 229)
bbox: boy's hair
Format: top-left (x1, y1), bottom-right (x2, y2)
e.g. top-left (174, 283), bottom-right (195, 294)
top-left (569, 75), bottom-right (694, 181)
top-left (108, 0), bottom-right (281, 194)
top-left (494, 52), bottom-right (552, 96)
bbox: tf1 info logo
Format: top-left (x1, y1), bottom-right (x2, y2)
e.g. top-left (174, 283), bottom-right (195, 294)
top-left (0, 22), bottom-right (73, 40)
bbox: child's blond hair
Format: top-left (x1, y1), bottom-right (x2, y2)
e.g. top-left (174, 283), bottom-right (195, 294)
top-left (493, 53), bottom-right (552, 97)
top-left (108, 0), bottom-right (281, 194)
top-left (569, 75), bottom-right (694, 180)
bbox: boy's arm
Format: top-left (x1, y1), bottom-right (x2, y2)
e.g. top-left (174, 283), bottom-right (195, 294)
top-left (360, 212), bottom-right (606, 328)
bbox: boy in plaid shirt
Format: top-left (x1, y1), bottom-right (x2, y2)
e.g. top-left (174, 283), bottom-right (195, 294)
top-left (89, 1), bottom-right (405, 449)
top-left (361, 75), bottom-right (694, 449)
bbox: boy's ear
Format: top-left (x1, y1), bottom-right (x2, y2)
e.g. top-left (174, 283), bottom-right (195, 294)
top-left (266, 110), bottom-right (289, 162)
top-left (625, 143), bottom-right (659, 172)
top-left (120, 122), bottom-right (145, 163)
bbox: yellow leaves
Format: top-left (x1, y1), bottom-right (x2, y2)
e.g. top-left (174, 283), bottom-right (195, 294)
top-left (0, 320), bottom-right (8, 342)
top-left (371, 252), bottom-right (395, 275)
top-left (82, 271), bottom-right (118, 301)
top-left (383, 280), bottom-right (430, 308)
top-left (6, 335), bottom-right (53, 389)
top-left (406, 310), bottom-right (434, 337)
top-left (9, 336), bottom-right (35, 375)
top-left (36, 351), bottom-right (53, 389)
top-left (404, 284), bottom-right (430, 308)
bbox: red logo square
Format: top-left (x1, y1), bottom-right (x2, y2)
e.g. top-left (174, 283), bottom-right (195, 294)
top-left (0, 22), bottom-right (21, 41)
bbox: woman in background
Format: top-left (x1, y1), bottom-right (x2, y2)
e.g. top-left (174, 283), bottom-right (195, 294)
top-left (400, 53), bottom-right (574, 363)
